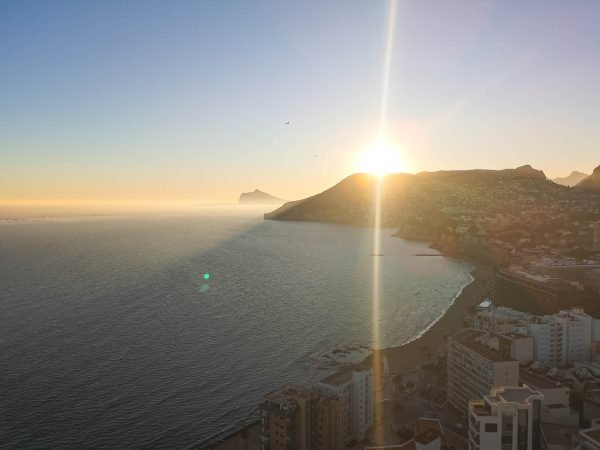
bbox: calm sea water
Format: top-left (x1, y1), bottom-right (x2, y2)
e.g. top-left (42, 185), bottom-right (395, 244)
top-left (0, 208), bottom-right (473, 448)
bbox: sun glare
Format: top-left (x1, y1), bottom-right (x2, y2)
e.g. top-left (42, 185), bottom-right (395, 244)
top-left (356, 140), bottom-right (405, 176)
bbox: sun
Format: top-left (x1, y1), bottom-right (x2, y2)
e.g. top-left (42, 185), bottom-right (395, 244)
top-left (356, 140), bottom-right (405, 176)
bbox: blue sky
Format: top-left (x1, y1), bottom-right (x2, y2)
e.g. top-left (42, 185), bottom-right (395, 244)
top-left (1, 0), bottom-right (600, 202)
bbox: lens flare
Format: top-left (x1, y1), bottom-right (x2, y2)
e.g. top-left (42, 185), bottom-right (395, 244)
top-left (372, 0), bottom-right (398, 442)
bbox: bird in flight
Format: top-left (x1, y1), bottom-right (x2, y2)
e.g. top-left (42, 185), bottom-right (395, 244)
top-left (284, 121), bottom-right (290, 125)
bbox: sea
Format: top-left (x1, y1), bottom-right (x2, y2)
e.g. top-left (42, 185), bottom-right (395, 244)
top-left (0, 206), bottom-right (473, 448)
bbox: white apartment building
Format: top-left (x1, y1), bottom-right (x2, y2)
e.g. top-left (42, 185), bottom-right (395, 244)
top-left (555, 309), bottom-right (590, 363)
top-left (447, 329), bottom-right (519, 412)
top-left (524, 317), bottom-right (564, 367)
top-left (475, 307), bottom-right (600, 367)
top-left (317, 365), bottom-right (373, 442)
top-left (519, 368), bottom-right (579, 426)
top-left (468, 385), bottom-right (543, 450)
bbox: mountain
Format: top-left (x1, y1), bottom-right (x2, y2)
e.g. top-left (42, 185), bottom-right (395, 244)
top-left (265, 164), bottom-right (600, 265)
top-left (238, 189), bottom-right (284, 205)
top-left (553, 171), bottom-right (589, 187)
top-left (575, 165), bottom-right (600, 190)
top-left (265, 165), bottom-right (554, 229)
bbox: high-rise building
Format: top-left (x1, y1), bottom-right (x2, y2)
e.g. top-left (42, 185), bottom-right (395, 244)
top-left (525, 316), bottom-right (564, 366)
top-left (468, 385), bottom-right (543, 450)
top-left (519, 368), bottom-right (579, 426)
top-left (317, 365), bottom-right (374, 443)
top-left (475, 306), bottom-right (600, 367)
top-left (259, 384), bottom-right (347, 450)
top-left (554, 308), bottom-right (595, 364)
top-left (315, 395), bottom-right (346, 450)
top-left (260, 385), bottom-right (314, 450)
top-left (447, 329), bottom-right (519, 412)
top-left (527, 308), bottom-right (600, 366)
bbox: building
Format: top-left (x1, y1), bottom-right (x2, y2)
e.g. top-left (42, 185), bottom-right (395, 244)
top-left (523, 317), bottom-right (564, 367)
top-left (554, 308), bottom-right (595, 364)
top-left (496, 332), bottom-right (534, 365)
top-left (527, 308), bottom-right (600, 366)
top-left (316, 365), bottom-right (373, 443)
top-left (492, 270), bottom-right (582, 314)
top-left (365, 418), bottom-right (445, 450)
top-left (260, 385), bottom-right (314, 450)
top-left (477, 306), bottom-right (600, 367)
top-left (529, 259), bottom-right (600, 282)
top-left (468, 385), bottom-right (543, 450)
top-left (519, 368), bottom-right (579, 426)
top-left (573, 418), bottom-right (600, 449)
top-left (540, 423), bottom-right (578, 450)
top-left (447, 329), bottom-right (520, 412)
top-left (473, 306), bottom-right (530, 333)
top-left (259, 384), bottom-right (346, 450)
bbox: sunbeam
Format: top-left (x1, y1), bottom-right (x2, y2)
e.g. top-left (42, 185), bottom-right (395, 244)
top-left (372, 0), bottom-right (398, 443)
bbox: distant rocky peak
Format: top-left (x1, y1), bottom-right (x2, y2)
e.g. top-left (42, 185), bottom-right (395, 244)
top-left (511, 165), bottom-right (546, 180)
top-left (238, 189), bottom-right (284, 204)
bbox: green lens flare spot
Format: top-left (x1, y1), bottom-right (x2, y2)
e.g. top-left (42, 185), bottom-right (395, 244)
top-left (203, 273), bottom-right (211, 280)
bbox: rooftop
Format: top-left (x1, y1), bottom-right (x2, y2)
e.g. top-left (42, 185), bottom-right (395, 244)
top-left (541, 423), bottom-right (578, 447)
top-left (580, 428), bottom-right (600, 446)
top-left (414, 429), bottom-right (442, 445)
top-left (469, 400), bottom-right (491, 416)
top-left (519, 368), bottom-right (564, 389)
top-left (490, 385), bottom-right (542, 404)
top-left (319, 364), bottom-right (371, 387)
top-left (320, 369), bottom-right (353, 387)
top-left (450, 329), bottom-right (515, 363)
top-left (264, 384), bottom-right (312, 403)
top-left (414, 418), bottom-right (443, 437)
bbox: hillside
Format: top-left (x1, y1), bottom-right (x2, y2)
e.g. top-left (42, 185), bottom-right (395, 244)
top-left (266, 165), bottom-right (561, 231)
top-left (266, 165), bottom-right (600, 265)
top-left (553, 171), bottom-right (589, 187)
top-left (575, 165), bottom-right (600, 190)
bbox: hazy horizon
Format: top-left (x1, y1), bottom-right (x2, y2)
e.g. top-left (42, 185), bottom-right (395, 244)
top-left (3, 0), bottom-right (600, 203)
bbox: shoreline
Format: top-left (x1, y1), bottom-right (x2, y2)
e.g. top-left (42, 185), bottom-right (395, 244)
top-left (364, 259), bottom-right (493, 375)
top-left (210, 244), bottom-right (493, 449)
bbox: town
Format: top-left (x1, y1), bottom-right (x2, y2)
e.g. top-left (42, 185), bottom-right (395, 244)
top-left (242, 304), bottom-right (600, 450)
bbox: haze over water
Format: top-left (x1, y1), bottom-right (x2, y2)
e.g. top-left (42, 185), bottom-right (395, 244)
top-left (0, 207), bottom-right (473, 447)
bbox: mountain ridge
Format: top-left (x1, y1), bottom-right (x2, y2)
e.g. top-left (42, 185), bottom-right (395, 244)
top-left (265, 165), bottom-right (553, 225)
top-left (553, 171), bottom-right (589, 187)
top-left (265, 164), bottom-right (600, 266)
top-left (575, 165), bottom-right (600, 190)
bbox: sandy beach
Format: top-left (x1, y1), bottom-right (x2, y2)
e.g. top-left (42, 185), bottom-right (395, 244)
top-left (366, 262), bottom-right (494, 375)
top-left (210, 262), bottom-right (492, 449)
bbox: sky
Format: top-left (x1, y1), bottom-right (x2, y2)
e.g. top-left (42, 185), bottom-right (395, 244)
top-left (1, 0), bottom-right (600, 204)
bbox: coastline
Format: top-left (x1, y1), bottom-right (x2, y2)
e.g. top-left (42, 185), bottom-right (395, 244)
top-left (364, 260), bottom-right (493, 375)
top-left (209, 244), bottom-right (493, 449)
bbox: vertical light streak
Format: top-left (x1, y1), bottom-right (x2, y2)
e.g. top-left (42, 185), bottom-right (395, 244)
top-left (379, 0), bottom-right (398, 143)
top-left (371, 175), bottom-right (384, 443)
top-left (372, 0), bottom-right (397, 443)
